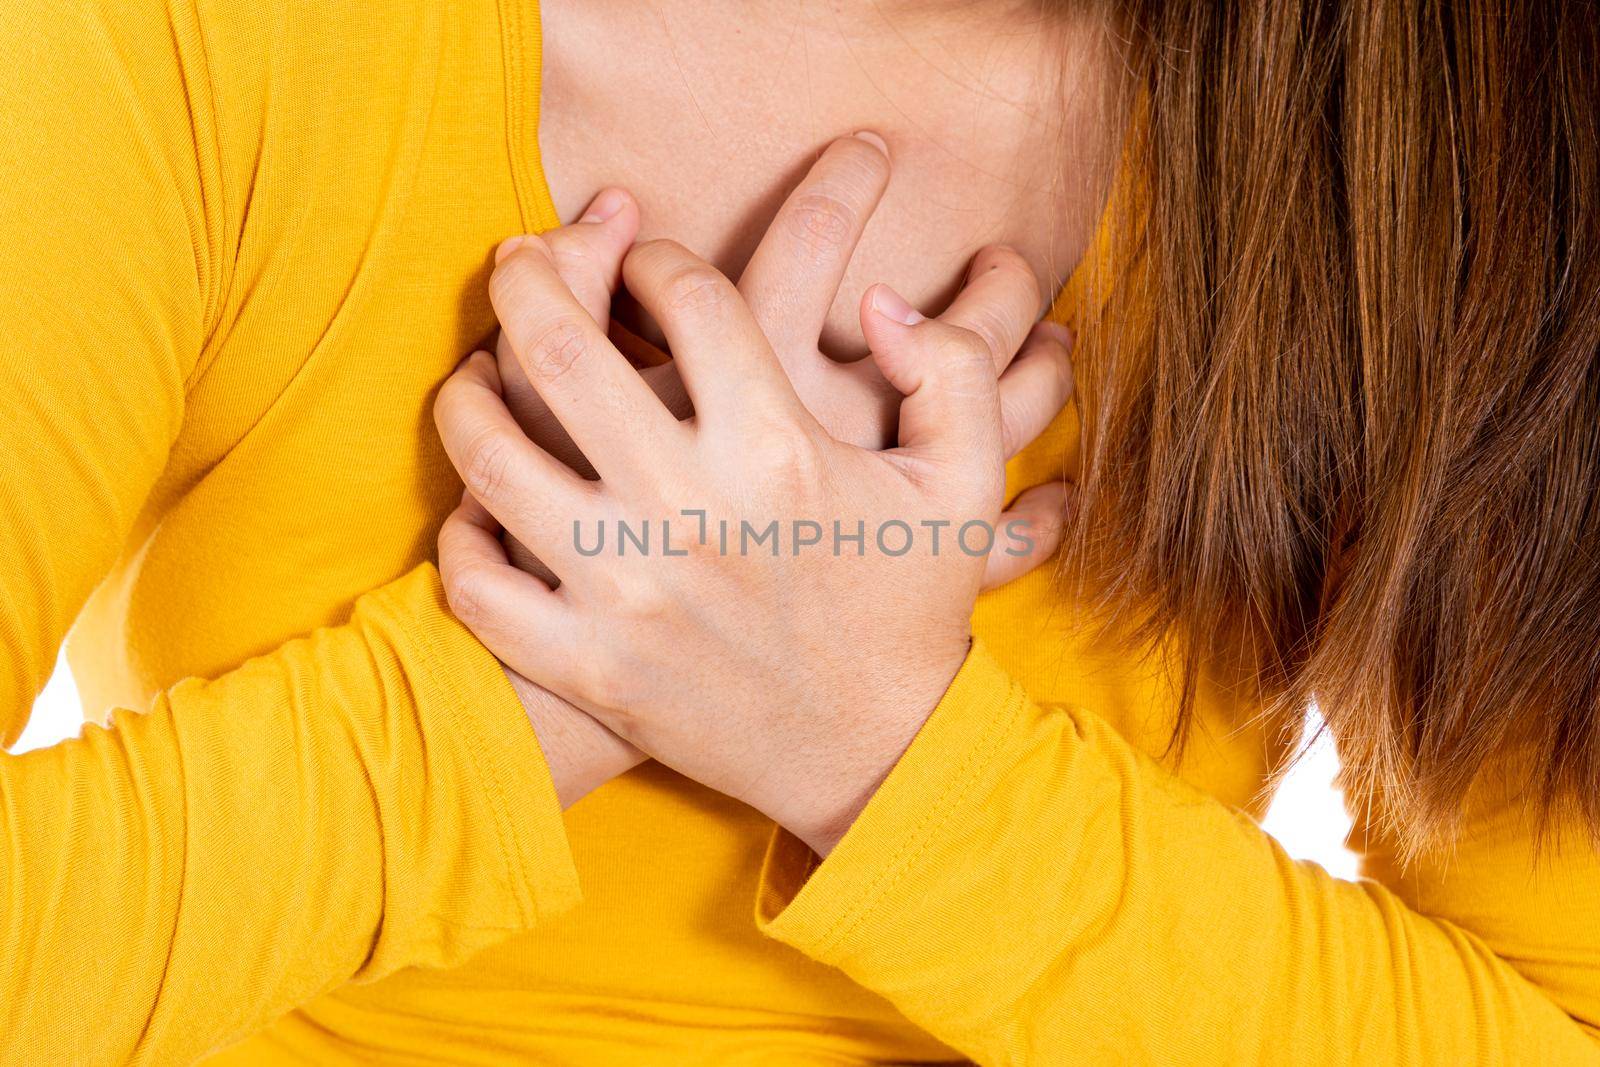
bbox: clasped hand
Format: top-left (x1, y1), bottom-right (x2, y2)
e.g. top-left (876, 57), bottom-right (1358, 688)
top-left (433, 134), bottom-right (1073, 854)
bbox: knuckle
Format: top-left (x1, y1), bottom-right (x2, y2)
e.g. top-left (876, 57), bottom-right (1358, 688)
top-left (966, 308), bottom-right (1012, 364)
top-left (623, 579), bottom-right (673, 622)
top-left (443, 563), bottom-right (490, 626)
top-left (941, 330), bottom-right (995, 376)
top-left (784, 192), bottom-right (855, 261)
top-left (460, 428), bottom-right (517, 502)
top-left (1031, 494), bottom-right (1069, 539)
top-left (660, 264), bottom-right (732, 315)
top-left (749, 431), bottom-right (823, 488)
top-left (520, 317), bottom-right (590, 381)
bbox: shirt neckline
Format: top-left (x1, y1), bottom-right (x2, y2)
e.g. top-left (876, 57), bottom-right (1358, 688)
top-left (501, 0), bottom-right (563, 234)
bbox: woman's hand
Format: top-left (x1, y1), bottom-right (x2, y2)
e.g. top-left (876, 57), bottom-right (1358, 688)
top-left (475, 138), bottom-right (935, 808)
top-left (436, 137), bottom-right (1071, 851)
top-left (494, 133), bottom-right (919, 479)
top-left (491, 136), bottom-right (1075, 591)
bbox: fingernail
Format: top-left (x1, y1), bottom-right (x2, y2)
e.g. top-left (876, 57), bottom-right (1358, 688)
top-left (580, 188), bottom-right (627, 224)
top-left (852, 130), bottom-right (890, 158)
top-left (871, 284), bottom-right (923, 326)
top-left (495, 235), bottom-right (529, 265)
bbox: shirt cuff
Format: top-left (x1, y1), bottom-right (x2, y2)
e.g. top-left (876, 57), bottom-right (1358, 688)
top-left (754, 637), bottom-right (1027, 962)
top-left (375, 563), bottom-right (582, 927)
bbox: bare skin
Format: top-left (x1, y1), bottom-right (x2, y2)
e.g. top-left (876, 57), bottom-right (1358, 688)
top-left (439, 175), bottom-right (1075, 850)
top-left (463, 0), bottom-right (1121, 817)
top-left (537, 0), bottom-right (1120, 355)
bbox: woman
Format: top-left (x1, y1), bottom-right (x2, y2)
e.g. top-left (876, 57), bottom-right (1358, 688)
top-left (1, 2), bottom-right (1593, 1066)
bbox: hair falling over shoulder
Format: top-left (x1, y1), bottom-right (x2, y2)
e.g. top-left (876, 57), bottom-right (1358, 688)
top-left (1070, 1), bottom-right (1600, 859)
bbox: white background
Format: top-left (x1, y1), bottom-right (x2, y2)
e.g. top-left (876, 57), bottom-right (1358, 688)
top-left (11, 653), bottom-right (1359, 879)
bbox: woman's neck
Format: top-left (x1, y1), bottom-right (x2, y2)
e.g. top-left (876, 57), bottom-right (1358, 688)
top-left (537, 0), bottom-right (1120, 356)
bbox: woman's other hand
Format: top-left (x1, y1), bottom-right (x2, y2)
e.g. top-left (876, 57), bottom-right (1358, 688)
top-left (494, 132), bottom-right (1063, 480)
top-left (446, 188), bottom-right (651, 808)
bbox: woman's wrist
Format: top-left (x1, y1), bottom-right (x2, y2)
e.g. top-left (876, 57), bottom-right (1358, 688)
top-left (505, 667), bottom-right (644, 809)
top-left (779, 645), bottom-right (969, 857)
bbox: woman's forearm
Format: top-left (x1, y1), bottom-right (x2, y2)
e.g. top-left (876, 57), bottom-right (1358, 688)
top-left (506, 662), bottom-right (645, 808)
top-left (1, 566), bottom-right (579, 1065)
top-left (756, 641), bottom-right (1600, 1065)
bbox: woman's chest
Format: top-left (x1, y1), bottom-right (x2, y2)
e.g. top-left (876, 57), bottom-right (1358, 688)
top-left (535, 0), bottom-right (1117, 358)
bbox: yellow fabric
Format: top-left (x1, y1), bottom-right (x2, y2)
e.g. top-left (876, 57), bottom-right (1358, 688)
top-left (0, 0), bottom-right (1594, 1063)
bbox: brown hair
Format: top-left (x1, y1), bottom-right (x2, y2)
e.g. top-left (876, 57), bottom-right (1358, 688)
top-left (1073, 1), bottom-right (1600, 856)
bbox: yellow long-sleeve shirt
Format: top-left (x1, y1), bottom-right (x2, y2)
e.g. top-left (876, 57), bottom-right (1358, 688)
top-left (0, 0), bottom-right (1595, 1063)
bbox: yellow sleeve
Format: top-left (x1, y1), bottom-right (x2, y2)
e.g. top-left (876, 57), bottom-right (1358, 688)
top-left (756, 640), bottom-right (1600, 1064)
top-left (2, 570), bottom-right (580, 1063)
top-left (0, 2), bottom-right (577, 1062)
top-left (1353, 758), bottom-right (1600, 1047)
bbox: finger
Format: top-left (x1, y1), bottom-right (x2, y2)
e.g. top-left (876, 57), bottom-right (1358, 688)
top-left (938, 245), bottom-right (1045, 373)
top-left (492, 240), bottom-right (683, 482)
top-left (504, 534), bottom-right (560, 589)
top-left (494, 341), bottom-right (695, 482)
top-left (803, 355), bottom-right (903, 449)
top-left (639, 359), bottom-right (695, 422)
top-left (455, 490), bottom-right (558, 590)
top-left (739, 132), bottom-right (892, 349)
top-left (496, 187), bottom-right (639, 325)
top-left (434, 351), bottom-right (605, 564)
top-left (860, 283), bottom-right (1001, 464)
top-left (438, 494), bottom-right (589, 687)
top-left (623, 239), bottom-right (808, 427)
top-left (982, 481), bottom-right (1069, 590)
top-left (497, 189), bottom-right (640, 423)
top-left (998, 321), bottom-right (1075, 459)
